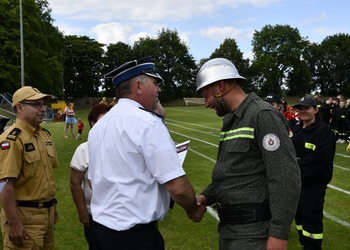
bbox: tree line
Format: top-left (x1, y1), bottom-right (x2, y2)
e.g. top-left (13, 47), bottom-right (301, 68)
top-left (1, 0), bottom-right (350, 102)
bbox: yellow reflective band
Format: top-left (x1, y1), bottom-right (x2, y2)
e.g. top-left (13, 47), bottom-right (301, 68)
top-left (305, 142), bottom-right (316, 151)
top-left (221, 134), bottom-right (254, 141)
top-left (303, 230), bottom-right (323, 240)
top-left (317, 104), bottom-right (321, 108)
top-left (296, 224), bottom-right (303, 230)
top-left (220, 127), bottom-right (254, 141)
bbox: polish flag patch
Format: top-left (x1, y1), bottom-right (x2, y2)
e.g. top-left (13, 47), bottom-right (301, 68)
top-left (1, 143), bottom-right (10, 150)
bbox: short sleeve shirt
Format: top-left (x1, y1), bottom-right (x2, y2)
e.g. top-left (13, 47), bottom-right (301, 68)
top-left (0, 119), bottom-right (58, 201)
top-left (88, 98), bottom-right (185, 231)
top-left (70, 142), bottom-right (92, 214)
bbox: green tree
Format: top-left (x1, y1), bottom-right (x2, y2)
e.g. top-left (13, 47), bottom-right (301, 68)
top-left (208, 38), bottom-right (252, 93)
top-left (0, 0), bottom-right (64, 95)
top-left (305, 34), bottom-right (350, 96)
top-left (251, 24), bottom-right (309, 96)
top-left (210, 38), bottom-right (249, 77)
top-left (103, 42), bottom-right (133, 97)
top-left (133, 28), bottom-right (197, 101)
top-left (63, 35), bottom-right (104, 98)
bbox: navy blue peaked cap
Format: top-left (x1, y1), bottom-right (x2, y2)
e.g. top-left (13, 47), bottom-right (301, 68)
top-left (104, 56), bottom-right (163, 88)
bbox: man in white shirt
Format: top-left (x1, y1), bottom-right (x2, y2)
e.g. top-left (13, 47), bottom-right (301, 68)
top-left (88, 57), bottom-right (205, 249)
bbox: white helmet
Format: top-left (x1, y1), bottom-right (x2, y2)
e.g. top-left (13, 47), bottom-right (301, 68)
top-left (196, 58), bottom-right (247, 91)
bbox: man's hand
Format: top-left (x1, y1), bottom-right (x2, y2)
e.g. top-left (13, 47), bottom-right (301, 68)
top-left (8, 221), bottom-right (28, 247)
top-left (186, 195), bottom-right (208, 222)
top-left (187, 202), bottom-right (207, 222)
top-left (266, 236), bottom-right (288, 250)
top-left (79, 210), bottom-right (91, 227)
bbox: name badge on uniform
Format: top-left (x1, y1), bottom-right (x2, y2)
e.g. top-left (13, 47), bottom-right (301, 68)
top-left (25, 143), bottom-right (35, 152)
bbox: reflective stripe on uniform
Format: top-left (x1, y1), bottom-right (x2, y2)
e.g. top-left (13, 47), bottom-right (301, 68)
top-left (296, 224), bottom-right (323, 239)
top-left (305, 142), bottom-right (316, 151)
top-left (220, 127), bottom-right (254, 141)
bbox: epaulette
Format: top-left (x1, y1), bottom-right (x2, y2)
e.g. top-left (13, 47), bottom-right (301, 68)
top-left (42, 128), bottom-right (51, 136)
top-left (139, 107), bottom-right (164, 120)
top-left (6, 128), bottom-right (21, 141)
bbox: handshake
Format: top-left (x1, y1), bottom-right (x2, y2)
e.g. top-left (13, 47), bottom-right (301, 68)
top-left (186, 195), bottom-right (209, 223)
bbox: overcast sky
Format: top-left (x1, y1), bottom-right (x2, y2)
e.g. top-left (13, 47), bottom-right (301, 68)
top-left (47, 0), bottom-right (348, 62)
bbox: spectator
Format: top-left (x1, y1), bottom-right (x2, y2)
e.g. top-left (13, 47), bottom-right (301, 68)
top-left (70, 104), bottom-right (112, 249)
top-left (264, 93), bottom-right (283, 112)
top-left (99, 97), bottom-right (108, 105)
top-left (76, 118), bottom-right (84, 140)
top-left (64, 101), bottom-right (76, 138)
top-left (109, 97), bottom-right (118, 106)
top-left (292, 96), bottom-right (336, 249)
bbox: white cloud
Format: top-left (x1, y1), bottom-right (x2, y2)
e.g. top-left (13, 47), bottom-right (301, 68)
top-left (198, 26), bottom-right (254, 42)
top-left (302, 12), bottom-right (328, 24)
top-left (90, 22), bottom-right (133, 45)
top-left (312, 26), bottom-right (344, 36)
top-left (48, 0), bottom-right (282, 22)
top-left (89, 21), bottom-right (167, 46)
top-left (54, 21), bottom-right (87, 36)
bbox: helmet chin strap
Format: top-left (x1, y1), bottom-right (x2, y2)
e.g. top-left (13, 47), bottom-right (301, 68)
top-left (206, 80), bottom-right (237, 104)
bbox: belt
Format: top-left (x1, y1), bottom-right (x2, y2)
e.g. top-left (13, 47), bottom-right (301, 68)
top-left (17, 198), bottom-right (57, 208)
top-left (214, 202), bottom-right (271, 225)
top-left (129, 221), bottom-right (158, 230)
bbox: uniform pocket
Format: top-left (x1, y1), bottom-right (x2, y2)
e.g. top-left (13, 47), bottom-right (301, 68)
top-left (225, 139), bottom-right (250, 153)
top-left (23, 150), bottom-right (40, 177)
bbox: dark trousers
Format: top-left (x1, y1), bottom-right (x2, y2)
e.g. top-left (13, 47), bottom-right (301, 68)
top-left (84, 215), bottom-right (97, 250)
top-left (91, 220), bottom-right (164, 250)
top-left (295, 187), bottom-right (326, 250)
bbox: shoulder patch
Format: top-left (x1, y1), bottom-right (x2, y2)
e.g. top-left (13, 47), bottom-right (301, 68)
top-left (25, 143), bottom-right (35, 152)
top-left (6, 128), bottom-right (21, 141)
top-left (1, 142), bottom-right (10, 150)
top-left (42, 128), bottom-right (51, 136)
top-left (262, 133), bottom-right (280, 151)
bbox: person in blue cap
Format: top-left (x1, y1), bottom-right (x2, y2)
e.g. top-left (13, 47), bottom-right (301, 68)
top-left (88, 57), bottom-right (205, 249)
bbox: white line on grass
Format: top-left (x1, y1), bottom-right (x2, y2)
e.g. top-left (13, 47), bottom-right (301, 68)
top-left (169, 130), bottom-right (219, 147)
top-left (334, 164), bottom-right (350, 171)
top-left (323, 212), bottom-right (350, 228)
top-left (166, 118), bottom-right (221, 131)
top-left (167, 122), bottom-right (218, 137)
top-left (328, 184), bottom-right (350, 195)
top-left (336, 153), bottom-right (350, 158)
top-left (188, 147), bottom-right (217, 163)
top-left (166, 108), bottom-right (218, 117)
top-left (207, 206), bottom-right (219, 221)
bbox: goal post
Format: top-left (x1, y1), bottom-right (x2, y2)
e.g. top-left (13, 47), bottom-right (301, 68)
top-left (183, 98), bottom-right (205, 106)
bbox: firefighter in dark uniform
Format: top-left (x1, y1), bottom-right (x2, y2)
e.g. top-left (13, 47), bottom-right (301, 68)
top-left (195, 58), bottom-right (301, 250)
top-left (0, 86), bottom-right (58, 249)
top-left (291, 96), bottom-right (336, 250)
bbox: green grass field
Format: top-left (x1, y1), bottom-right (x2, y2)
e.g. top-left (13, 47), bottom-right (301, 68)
top-left (1, 105), bottom-right (350, 249)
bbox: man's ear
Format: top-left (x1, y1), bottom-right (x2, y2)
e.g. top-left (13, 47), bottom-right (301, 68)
top-left (16, 103), bottom-right (24, 114)
top-left (133, 79), bottom-right (143, 95)
top-left (217, 80), bottom-right (226, 93)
